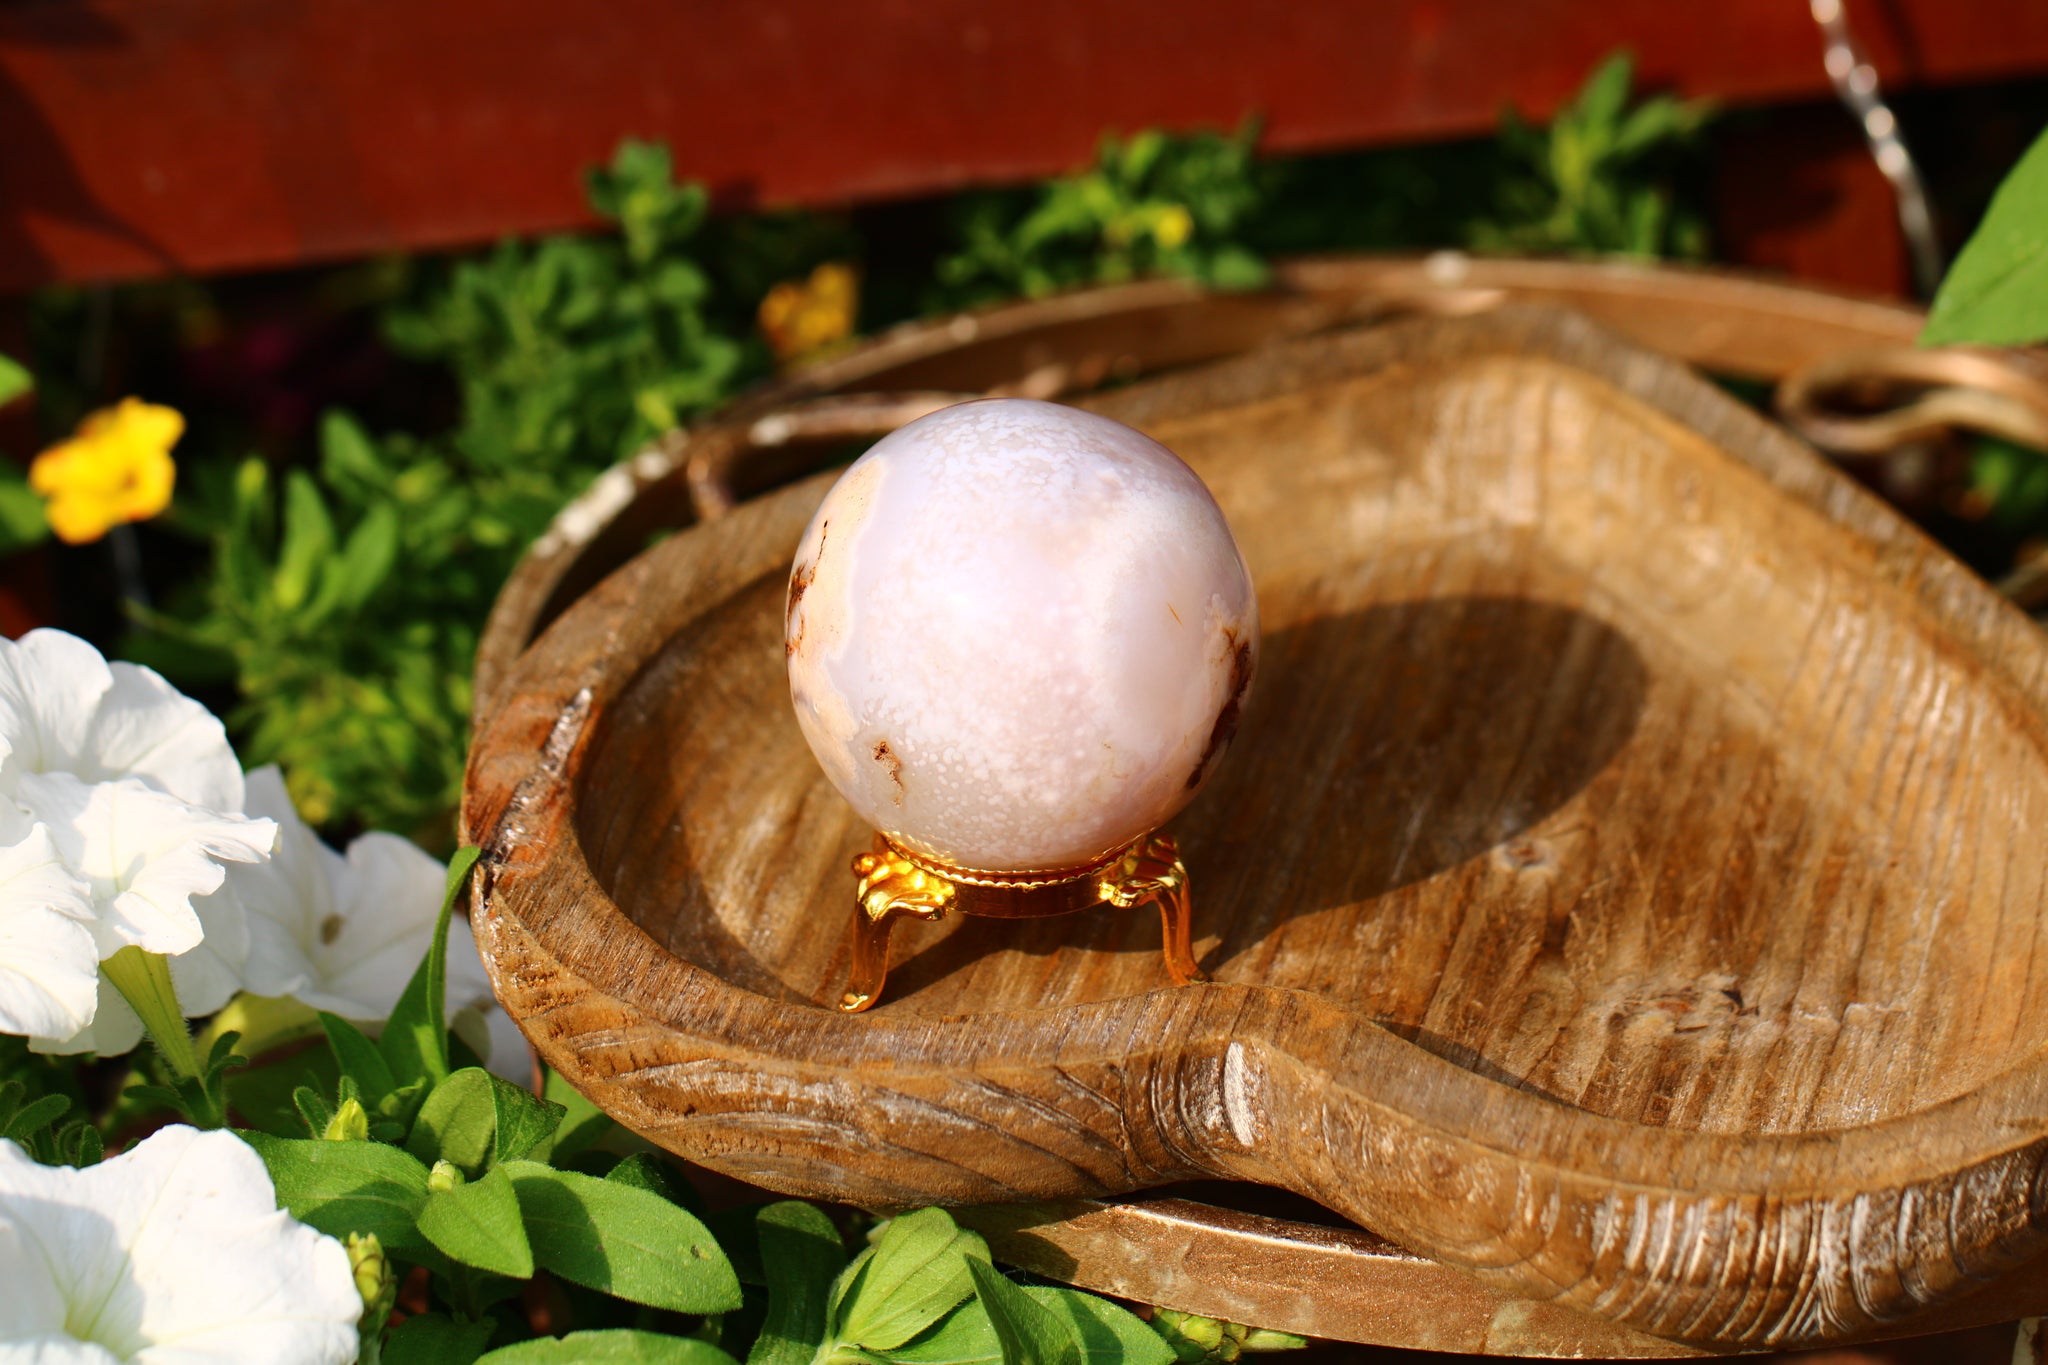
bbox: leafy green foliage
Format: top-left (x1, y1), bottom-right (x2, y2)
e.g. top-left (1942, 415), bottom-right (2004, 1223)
top-left (418, 1165), bottom-right (535, 1278)
top-left (385, 1312), bottom-right (496, 1365)
top-left (934, 124), bottom-right (1272, 308)
top-left (504, 1159), bottom-right (741, 1313)
top-left (747, 1202), bottom-right (844, 1365)
top-left (1468, 53), bottom-right (1712, 258)
top-left (138, 146), bottom-right (771, 841)
top-left (386, 141), bottom-right (750, 479)
top-left (478, 1331), bottom-right (738, 1364)
top-left (242, 1131), bottom-right (436, 1251)
top-left (380, 844), bottom-right (481, 1086)
top-left (407, 1066), bottom-right (564, 1176)
top-left (889, 1286), bottom-right (1169, 1365)
top-left (1922, 125), bottom-right (2048, 347)
top-left (0, 463), bottom-right (48, 556)
top-left (1969, 436), bottom-right (2048, 531)
top-left (965, 1260), bottom-right (1081, 1365)
top-left (124, 1027), bottom-right (249, 1131)
top-left (0, 1078), bottom-right (100, 1166)
top-left (0, 352), bottom-right (30, 407)
top-left (832, 1209), bottom-right (991, 1353)
top-left (136, 430), bottom-right (482, 840)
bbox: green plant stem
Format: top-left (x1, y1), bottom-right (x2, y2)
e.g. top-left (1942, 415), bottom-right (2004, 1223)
top-left (102, 947), bottom-right (202, 1082)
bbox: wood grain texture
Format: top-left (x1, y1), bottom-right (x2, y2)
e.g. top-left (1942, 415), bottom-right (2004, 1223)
top-left (960, 1196), bottom-right (2048, 1356)
top-left (462, 307), bottom-right (2048, 1350)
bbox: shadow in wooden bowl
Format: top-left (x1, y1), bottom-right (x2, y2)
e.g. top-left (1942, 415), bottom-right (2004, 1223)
top-left (464, 308), bottom-right (2048, 1352)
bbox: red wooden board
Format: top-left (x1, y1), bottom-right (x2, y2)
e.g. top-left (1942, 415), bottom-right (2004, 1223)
top-left (1, 0), bottom-right (2045, 292)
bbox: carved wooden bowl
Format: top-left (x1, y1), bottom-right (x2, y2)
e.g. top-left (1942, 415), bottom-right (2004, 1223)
top-left (463, 308), bottom-right (2048, 1352)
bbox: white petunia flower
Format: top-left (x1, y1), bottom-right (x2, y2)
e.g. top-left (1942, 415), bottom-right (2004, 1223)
top-left (19, 774), bottom-right (272, 1057)
top-left (0, 1125), bottom-right (360, 1365)
top-left (231, 768), bottom-right (530, 1080)
top-left (0, 812), bottom-right (98, 1043)
top-left (19, 773), bottom-right (270, 962)
top-left (0, 629), bottom-right (244, 812)
top-left (0, 630), bottom-right (278, 1055)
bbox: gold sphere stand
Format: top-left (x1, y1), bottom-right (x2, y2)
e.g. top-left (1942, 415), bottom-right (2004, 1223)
top-left (841, 832), bottom-right (1205, 1012)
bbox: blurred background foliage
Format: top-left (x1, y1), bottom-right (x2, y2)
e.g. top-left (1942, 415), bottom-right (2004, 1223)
top-left (5, 51), bottom-right (2041, 848)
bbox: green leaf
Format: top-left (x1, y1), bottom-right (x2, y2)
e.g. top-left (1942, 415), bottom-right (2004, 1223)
top-left (0, 464), bottom-right (48, 556)
top-left (891, 1288), bottom-right (1176, 1365)
top-left (1032, 1289), bottom-right (1176, 1365)
top-left (273, 471), bottom-right (337, 612)
top-left (417, 1165), bottom-right (533, 1278)
top-left (319, 409), bottom-right (388, 489)
top-left (384, 1312), bottom-right (495, 1365)
top-left (477, 1331), bottom-right (738, 1365)
top-left (746, 1201), bottom-right (845, 1365)
top-left (705, 1204), bottom-right (768, 1287)
top-left (381, 846), bottom-right (481, 1089)
top-left (964, 1260), bottom-right (1081, 1365)
top-left (2, 1092), bottom-right (68, 1142)
top-left (836, 1208), bottom-right (988, 1352)
top-left (0, 353), bottom-right (30, 407)
top-left (605, 1152), bottom-right (705, 1216)
top-left (320, 1011), bottom-right (396, 1106)
top-left (322, 502), bottom-right (400, 614)
top-left (503, 1159), bottom-right (741, 1313)
top-left (292, 1085), bottom-right (334, 1137)
top-left (543, 1066), bottom-right (612, 1161)
top-left (1923, 126), bottom-right (2048, 347)
top-left (406, 1065), bottom-right (564, 1176)
top-left (1571, 52), bottom-right (1635, 133)
top-left (238, 1132), bottom-right (431, 1250)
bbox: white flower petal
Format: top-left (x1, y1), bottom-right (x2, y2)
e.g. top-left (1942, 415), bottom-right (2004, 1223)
top-left (0, 1343), bottom-right (125, 1364)
top-left (19, 774), bottom-right (275, 960)
top-left (448, 915), bottom-right (531, 1083)
top-left (163, 889), bottom-right (249, 1022)
top-left (27, 898), bottom-right (248, 1058)
top-left (220, 767), bottom-right (529, 1075)
top-left (0, 1128), bottom-right (359, 1365)
top-left (224, 768), bottom-right (336, 1007)
top-left (29, 977), bottom-right (143, 1058)
top-left (87, 664), bottom-right (245, 813)
top-left (0, 1216), bottom-right (75, 1346)
top-left (312, 832), bottom-right (450, 1020)
top-left (0, 823), bottom-right (100, 1041)
top-left (0, 630), bottom-right (114, 789)
top-left (0, 632), bottom-right (241, 813)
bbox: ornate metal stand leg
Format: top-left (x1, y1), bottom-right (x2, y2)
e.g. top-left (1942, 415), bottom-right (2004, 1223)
top-left (1099, 833), bottom-right (1210, 986)
top-left (840, 841), bottom-right (955, 1013)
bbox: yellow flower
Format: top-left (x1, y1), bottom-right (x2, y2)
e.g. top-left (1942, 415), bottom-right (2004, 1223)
top-left (29, 398), bottom-right (181, 544)
top-left (758, 262), bottom-right (860, 363)
top-left (1151, 204), bottom-right (1195, 250)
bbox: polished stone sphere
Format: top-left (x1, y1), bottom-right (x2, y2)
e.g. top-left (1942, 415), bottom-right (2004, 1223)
top-left (785, 398), bottom-right (1258, 874)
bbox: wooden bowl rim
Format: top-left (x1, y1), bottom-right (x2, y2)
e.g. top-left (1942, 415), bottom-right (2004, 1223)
top-left (471, 253), bottom-right (1932, 723)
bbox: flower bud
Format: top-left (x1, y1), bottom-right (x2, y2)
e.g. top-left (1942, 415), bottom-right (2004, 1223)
top-left (1149, 1309), bottom-right (1302, 1363)
top-left (345, 1231), bottom-right (396, 1326)
top-left (322, 1097), bottom-right (369, 1143)
top-left (427, 1159), bottom-right (464, 1194)
top-left (1152, 1309), bottom-right (1227, 1362)
top-left (1240, 1328), bottom-right (1309, 1353)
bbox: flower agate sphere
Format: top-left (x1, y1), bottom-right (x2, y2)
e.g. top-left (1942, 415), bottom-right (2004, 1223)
top-left (786, 398), bottom-right (1258, 874)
